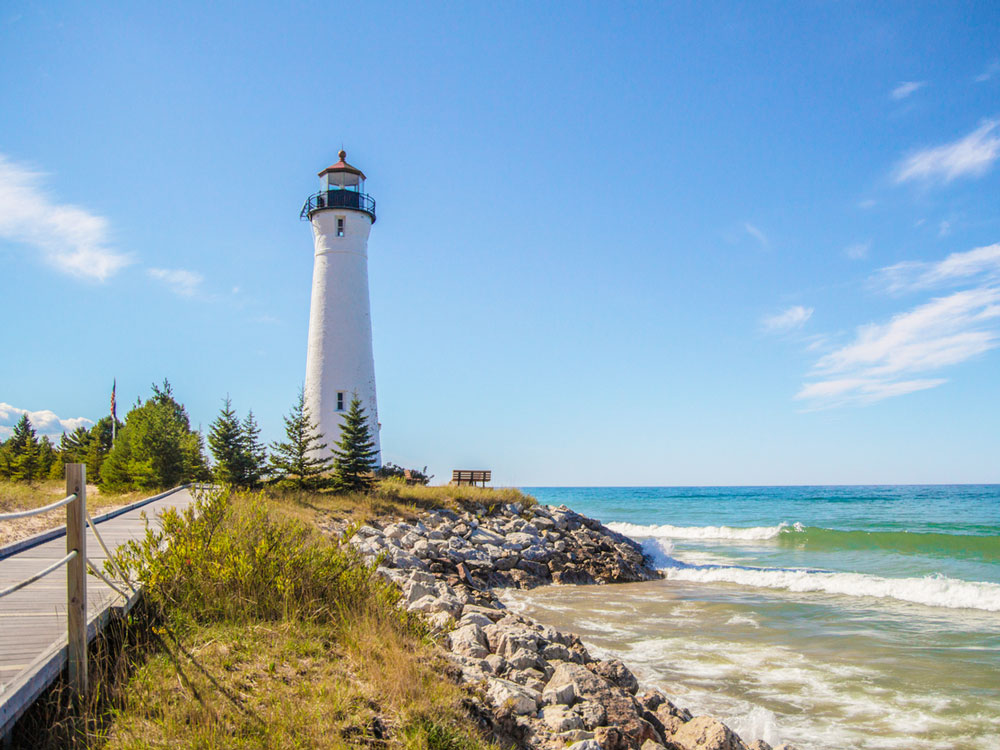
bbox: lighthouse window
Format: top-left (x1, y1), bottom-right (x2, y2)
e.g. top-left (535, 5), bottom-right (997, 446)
top-left (336, 392), bottom-right (345, 411)
top-left (336, 217), bottom-right (345, 237)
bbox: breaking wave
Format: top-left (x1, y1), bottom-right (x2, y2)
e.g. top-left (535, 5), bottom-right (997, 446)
top-left (657, 558), bottom-right (1000, 612)
top-left (612, 521), bottom-right (1000, 561)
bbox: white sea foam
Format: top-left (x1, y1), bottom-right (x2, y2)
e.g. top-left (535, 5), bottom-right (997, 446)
top-left (661, 565), bottom-right (1000, 612)
top-left (609, 520), bottom-right (800, 541)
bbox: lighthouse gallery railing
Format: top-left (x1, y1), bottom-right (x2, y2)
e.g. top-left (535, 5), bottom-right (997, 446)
top-left (300, 189), bottom-right (376, 222)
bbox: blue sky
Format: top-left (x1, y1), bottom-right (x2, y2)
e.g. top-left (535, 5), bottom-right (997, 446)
top-left (2, 1), bottom-right (999, 485)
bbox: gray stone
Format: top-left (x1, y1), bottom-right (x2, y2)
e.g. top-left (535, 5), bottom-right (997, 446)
top-left (540, 705), bottom-right (584, 732)
top-left (486, 679), bottom-right (539, 716)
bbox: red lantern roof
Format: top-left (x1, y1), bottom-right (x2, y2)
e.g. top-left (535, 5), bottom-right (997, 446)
top-left (318, 150), bottom-right (366, 180)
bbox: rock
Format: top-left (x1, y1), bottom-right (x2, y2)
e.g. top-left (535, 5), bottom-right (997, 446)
top-left (593, 658), bottom-right (640, 695)
top-left (507, 647), bottom-right (540, 671)
top-left (575, 700), bottom-right (607, 730)
top-left (642, 741), bottom-right (669, 750)
top-left (486, 679), bottom-right (539, 716)
top-left (639, 691), bottom-right (666, 711)
top-left (462, 603), bottom-right (505, 620)
top-left (671, 716), bottom-right (748, 750)
top-left (505, 531), bottom-right (536, 549)
top-left (484, 654), bottom-right (506, 674)
top-left (458, 612), bottom-right (493, 629)
top-left (541, 679), bottom-right (576, 706)
top-left (566, 741), bottom-right (603, 750)
top-left (424, 611), bottom-right (452, 632)
top-left (407, 594), bottom-right (462, 617)
top-left (747, 741), bottom-right (772, 750)
top-left (449, 624), bottom-right (489, 659)
top-left (656, 699), bottom-right (693, 724)
top-left (540, 704), bottom-right (585, 733)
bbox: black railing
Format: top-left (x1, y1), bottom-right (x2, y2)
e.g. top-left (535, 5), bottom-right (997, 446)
top-left (300, 189), bottom-right (376, 222)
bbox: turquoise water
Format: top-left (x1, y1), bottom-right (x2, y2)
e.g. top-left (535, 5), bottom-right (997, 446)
top-left (509, 486), bottom-right (1000, 749)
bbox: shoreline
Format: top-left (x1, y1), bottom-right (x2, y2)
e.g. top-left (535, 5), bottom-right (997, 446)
top-left (341, 498), bottom-right (795, 750)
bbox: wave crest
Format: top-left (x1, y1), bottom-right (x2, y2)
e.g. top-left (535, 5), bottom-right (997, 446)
top-left (608, 521), bottom-right (793, 541)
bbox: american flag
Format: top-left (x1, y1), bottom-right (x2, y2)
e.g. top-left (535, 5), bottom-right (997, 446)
top-left (111, 378), bottom-right (116, 421)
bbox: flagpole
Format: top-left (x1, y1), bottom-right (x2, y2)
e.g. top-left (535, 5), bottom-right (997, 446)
top-left (111, 378), bottom-right (117, 446)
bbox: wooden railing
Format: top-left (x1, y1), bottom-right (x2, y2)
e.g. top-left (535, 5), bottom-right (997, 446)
top-left (0, 464), bottom-right (89, 696)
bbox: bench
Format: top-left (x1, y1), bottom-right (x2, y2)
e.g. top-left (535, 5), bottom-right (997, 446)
top-left (452, 470), bottom-right (491, 487)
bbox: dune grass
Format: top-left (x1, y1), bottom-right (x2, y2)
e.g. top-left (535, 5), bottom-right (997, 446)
top-left (264, 480), bottom-right (536, 529)
top-left (0, 479), bottom-right (149, 547)
top-left (20, 486), bottom-right (500, 749)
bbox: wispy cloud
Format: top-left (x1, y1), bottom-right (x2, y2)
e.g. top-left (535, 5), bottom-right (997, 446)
top-left (797, 245), bottom-right (1000, 407)
top-left (876, 243), bottom-right (1000, 293)
top-left (845, 242), bottom-right (870, 260)
top-left (745, 222), bottom-right (769, 248)
top-left (890, 80), bottom-right (925, 100)
top-left (0, 402), bottom-right (93, 439)
top-left (0, 154), bottom-right (131, 281)
top-left (762, 305), bottom-right (813, 333)
top-left (975, 60), bottom-right (1000, 83)
top-left (148, 267), bottom-right (204, 297)
top-left (894, 120), bottom-right (1000, 184)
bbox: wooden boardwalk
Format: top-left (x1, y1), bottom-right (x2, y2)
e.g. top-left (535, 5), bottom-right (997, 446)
top-left (0, 486), bottom-right (196, 737)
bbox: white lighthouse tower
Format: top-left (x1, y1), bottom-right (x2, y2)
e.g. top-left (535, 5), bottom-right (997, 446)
top-left (301, 150), bottom-right (381, 465)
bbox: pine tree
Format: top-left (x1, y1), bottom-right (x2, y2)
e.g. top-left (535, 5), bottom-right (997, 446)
top-left (61, 426), bottom-right (92, 464)
top-left (9, 414), bottom-right (39, 482)
top-left (331, 394), bottom-right (378, 493)
top-left (268, 389), bottom-right (331, 490)
top-left (240, 410), bottom-right (267, 488)
top-left (208, 396), bottom-right (244, 485)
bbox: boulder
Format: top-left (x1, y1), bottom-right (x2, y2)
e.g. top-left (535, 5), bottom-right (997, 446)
top-left (540, 705), bottom-right (585, 733)
top-left (747, 741), bottom-right (772, 750)
top-left (486, 679), bottom-right (539, 716)
top-left (449, 624), bottom-right (489, 659)
top-left (567, 741), bottom-right (603, 750)
top-left (593, 658), bottom-right (640, 695)
top-left (671, 716), bottom-right (748, 750)
top-left (541, 679), bottom-right (576, 706)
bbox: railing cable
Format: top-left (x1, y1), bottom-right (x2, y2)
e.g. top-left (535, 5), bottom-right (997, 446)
top-left (86, 511), bottom-right (139, 595)
top-left (0, 493), bottom-right (77, 521)
top-left (0, 550), bottom-right (77, 599)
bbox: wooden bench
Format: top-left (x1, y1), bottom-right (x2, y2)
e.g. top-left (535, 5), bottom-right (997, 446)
top-left (452, 470), bottom-right (491, 487)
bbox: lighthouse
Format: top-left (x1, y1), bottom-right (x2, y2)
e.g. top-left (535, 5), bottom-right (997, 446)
top-left (301, 150), bottom-right (381, 465)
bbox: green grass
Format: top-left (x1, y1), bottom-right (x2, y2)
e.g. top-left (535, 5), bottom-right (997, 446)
top-left (41, 486), bottom-right (503, 750)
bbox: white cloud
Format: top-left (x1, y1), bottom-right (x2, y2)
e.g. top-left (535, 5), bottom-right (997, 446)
top-left (845, 242), bottom-right (870, 260)
top-left (975, 60), bottom-right (1000, 83)
top-left (876, 243), bottom-right (1000, 292)
top-left (0, 402), bottom-right (93, 439)
top-left (938, 219), bottom-right (952, 237)
top-left (0, 154), bottom-right (131, 281)
top-left (796, 243), bottom-right (1000, 407)
top-left (762, 305), bottom-right (813, 333)
top-left (798, 287), bottom-right (1000, 406)
top-left (148, 267), bottom-right (204, 297)
top-left (857, 199), bottom-right (877, 209)
top-left (745, 222), bottom-right (769, 248)
top-left (891, 81), bottom-right (925, 100)
top-left (894, 120), bottom-right (1000, 184)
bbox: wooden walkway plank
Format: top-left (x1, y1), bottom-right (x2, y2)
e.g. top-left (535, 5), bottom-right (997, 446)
top-left (0, 485), bottom-right (196, 738)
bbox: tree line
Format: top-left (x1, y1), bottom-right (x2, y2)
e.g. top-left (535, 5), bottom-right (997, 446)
top-left (0, 380), bottom-right (412, 493)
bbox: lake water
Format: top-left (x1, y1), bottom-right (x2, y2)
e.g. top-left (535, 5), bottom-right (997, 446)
top-left (508, 486), bottom-right (1000, 749)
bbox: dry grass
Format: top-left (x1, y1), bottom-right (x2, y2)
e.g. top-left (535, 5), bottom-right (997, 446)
top-left (0, 479), bottom-right (149, 547)
top-left (264, 481), bottom-right (536, 529)
top-left (103, 616), bottom-right (491, 749)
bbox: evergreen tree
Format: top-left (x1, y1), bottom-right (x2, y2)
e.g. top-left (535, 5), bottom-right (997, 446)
top-left (208, 396), bottom-right (244, 485)
top-left (268, 389), bottom-right (331, 490)
top-left (331, 394), bottom-right (378, 493)
top-left (85, 416), bottom-right (118, 480)
top-left (240, 410), bottom-right (268, 488)
top-left (60, 426), bottom-right (92, 464)
top-left (8, 414), bottom-right (40, 482)
top-left (36, 435), bottom-right (56, 479)
top-left (100, 381), bottom-right (210, 491)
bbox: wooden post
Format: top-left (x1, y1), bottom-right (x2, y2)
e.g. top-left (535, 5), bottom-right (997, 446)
top-left (65, 463), bottom-right (88, 698)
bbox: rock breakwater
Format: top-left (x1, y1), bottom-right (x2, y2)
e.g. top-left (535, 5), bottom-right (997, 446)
top-left (344, 500), bottom-right (794, 750)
